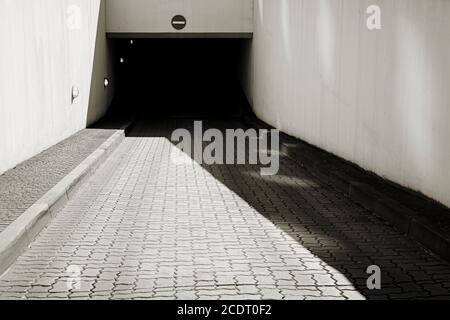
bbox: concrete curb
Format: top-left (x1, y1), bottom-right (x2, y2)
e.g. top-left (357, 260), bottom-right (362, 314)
top-left (243, 114), bottom-right (450, 263)
top-left (0, 126), bottom-right (129, 276)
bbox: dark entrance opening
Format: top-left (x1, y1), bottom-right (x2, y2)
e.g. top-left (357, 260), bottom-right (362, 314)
top-left (111, 38), bottom-right (248, 119)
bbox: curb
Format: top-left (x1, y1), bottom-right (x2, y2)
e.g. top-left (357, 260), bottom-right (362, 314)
top-left (0, 124), bottom-right (131, 276)
top-left (243, 114), bottom-right (450, 263)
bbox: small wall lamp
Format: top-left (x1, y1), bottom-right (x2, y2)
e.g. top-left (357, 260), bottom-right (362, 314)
top-left (71, 86), bottom-right (79, 104)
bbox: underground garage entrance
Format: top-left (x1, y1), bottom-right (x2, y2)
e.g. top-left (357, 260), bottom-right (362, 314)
top-left (3, 0), bottom-right (450, 303)
top-left (109, 38), bottom-right (250, 119)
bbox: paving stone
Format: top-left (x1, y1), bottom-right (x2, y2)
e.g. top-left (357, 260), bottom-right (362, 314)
top-left (198, 295), bottom-right (220, 300)
top-left (26, 292), bottom-right (49, 299)
top-left (342, 290), bottom-right (367, 300)
top-left (283, 295), bottom-right (306, 301)
top-left (318, 286), bottom-right (343, 297)
top-left (255, 276), bottom-right (277, 286)
top-left (313, 274), bottom-right (337, 286)
top-left (293, 274), bottom-right (316, 286)
top-left (260, 289), bottom-right (283, 300)
top-left (175, 291), bottom-right (198, 300)
top-left (93, 281), bottom-right (115, 292)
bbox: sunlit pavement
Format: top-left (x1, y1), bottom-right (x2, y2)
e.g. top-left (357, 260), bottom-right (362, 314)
top-left (1, 118), bottom-right (450, 300)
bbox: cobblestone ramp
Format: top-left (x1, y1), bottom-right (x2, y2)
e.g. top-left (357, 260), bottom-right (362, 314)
top-left (1, 118), bottom-right (450, 300)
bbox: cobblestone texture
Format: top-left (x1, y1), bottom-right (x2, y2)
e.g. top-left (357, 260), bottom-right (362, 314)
top-left (0, 127), bottom-right (117, 233)
top-left (1, 118), bottom-right (450, 300)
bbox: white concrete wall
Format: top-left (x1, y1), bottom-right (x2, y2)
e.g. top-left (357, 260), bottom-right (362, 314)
top-left (0, 0), bottom-right (114, 175)
top-left (243, 0), bottom-right (450, 208)
top-left (106, 0), bottom-right (253, 34)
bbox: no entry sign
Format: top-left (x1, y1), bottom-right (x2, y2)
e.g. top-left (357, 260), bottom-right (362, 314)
top-left (171, 15), bottom-right (187, 30)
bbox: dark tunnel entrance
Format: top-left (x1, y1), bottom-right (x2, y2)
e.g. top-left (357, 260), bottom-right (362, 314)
top-left (110, 38), bottom-right (249, 119)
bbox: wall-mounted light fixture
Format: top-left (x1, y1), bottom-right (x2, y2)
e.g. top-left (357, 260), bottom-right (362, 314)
top-left (104, 78), bottom-right (110, 88)
top-left (130, 39), bottom-right (134, 45)
top-left (71, 86), bottom-right (79, 104)
top-left (120, 57), bottom-right (124, 64)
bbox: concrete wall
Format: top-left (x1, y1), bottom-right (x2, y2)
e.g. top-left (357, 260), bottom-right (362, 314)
top-left (0, 0), bottom-right (114, 175)
top-left (242, 0), bottom-right (450, 208)
top-left (106, 0), bottom-right (253, 35)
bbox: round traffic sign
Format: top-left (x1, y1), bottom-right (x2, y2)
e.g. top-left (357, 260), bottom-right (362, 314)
top-left (171, 15), bottom-right (187, 30)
